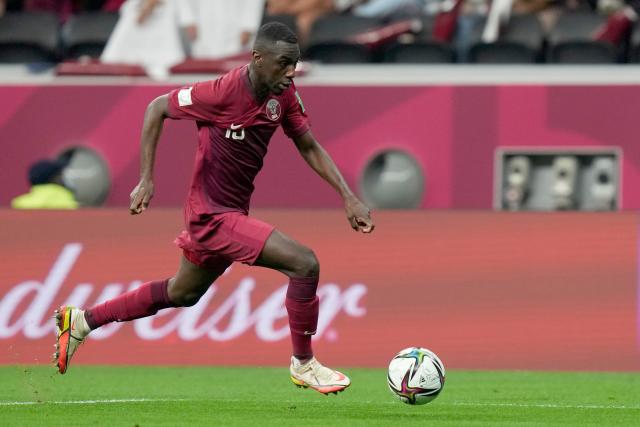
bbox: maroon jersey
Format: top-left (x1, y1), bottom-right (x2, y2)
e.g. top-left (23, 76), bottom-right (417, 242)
top-left (167, 65), bottom-right (310, 215)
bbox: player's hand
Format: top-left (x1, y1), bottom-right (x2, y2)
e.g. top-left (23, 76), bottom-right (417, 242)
top-left (129, 179), bottom-right (154, 215)
top-left (137, 0), bottom-right (161, 24)
top-left (184, 24), bottom-right (198, 41)
top-left (345, 196), bottom-right (374, 233)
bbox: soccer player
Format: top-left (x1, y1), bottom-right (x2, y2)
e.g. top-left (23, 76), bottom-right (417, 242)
top-left (53, 22), bottom-right (374, 395)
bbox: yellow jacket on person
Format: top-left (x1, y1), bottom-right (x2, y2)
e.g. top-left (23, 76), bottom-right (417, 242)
top-left (11, 184), bottom-right (79, 210)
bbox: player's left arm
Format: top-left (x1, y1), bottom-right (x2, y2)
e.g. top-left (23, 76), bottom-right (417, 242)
top-left (293, 130), bottom-right (374, 233)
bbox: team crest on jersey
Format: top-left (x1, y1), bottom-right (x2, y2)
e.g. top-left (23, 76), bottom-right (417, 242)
top-left (266, 99), bottom-right (281, 121)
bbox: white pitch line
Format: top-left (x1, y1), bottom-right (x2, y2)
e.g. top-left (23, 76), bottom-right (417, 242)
top-left (0, 398), bottom-right (187, 406)
top-left (448, 402), bottom-right (640, 410)
top-left (2, 398), bottom-right (638, 411)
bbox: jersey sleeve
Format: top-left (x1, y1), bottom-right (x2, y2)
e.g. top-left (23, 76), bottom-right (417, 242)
top-left (167, 79), bottom-right (220, 122)
top-left (282, 86), bottom-right (310, 139)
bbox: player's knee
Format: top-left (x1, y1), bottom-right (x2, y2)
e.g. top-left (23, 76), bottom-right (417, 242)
top-left (167, 279), bottom-right (205, 307)
top-left (293, 248), bottom-right (320, 278)
top-left (171, 291), bottom-right (202, 307)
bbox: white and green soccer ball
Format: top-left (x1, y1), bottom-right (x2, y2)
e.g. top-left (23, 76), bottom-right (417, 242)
top-left (387, 347), bottom-right (446, 405)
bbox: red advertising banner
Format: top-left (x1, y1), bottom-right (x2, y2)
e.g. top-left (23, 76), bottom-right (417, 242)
top-left (2, 85), bottom-right (640, 209)
top-left (0, 210), bottom-right (638, 371)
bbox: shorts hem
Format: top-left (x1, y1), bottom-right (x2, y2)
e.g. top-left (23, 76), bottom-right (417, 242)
top-left (246, 226), bottom-right (275, 266)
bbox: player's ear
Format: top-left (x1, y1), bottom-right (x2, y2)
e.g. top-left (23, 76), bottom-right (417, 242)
top-left (252, 50), bottom-right (263, 67)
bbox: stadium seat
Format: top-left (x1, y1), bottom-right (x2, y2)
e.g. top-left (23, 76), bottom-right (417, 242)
top-left (384, 42), bottom-right (454, 63)
top-left (308, 14), bottom-right (384, 45)
top-left (547, 11), bottom-right (616, 63)
top-left (406, 14), bottom-right (437, 40)
top-left (305, 14), bottom-right (383, 62)
top-left (62, 12), bottom-right (119, 59)
top-left (305, 15), bottom-right (382, 64)
top-left (383, 16), bottom-right (453, 63)
top-left (550, 41), bottom-right (616, 63)
top-left (0, 12), bottom-right (59, 63)
top-left (470, 14), bottom-right (543, 63)
top-left (630, 22), bottom-right (640, 62)
top-left (305, 42), bottom-right (372, 63)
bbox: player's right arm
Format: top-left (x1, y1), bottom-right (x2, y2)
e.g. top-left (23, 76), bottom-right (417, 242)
top-left (129, 94), bottom-right (170, 215)
top-left (130, 80), bottom-right (220, 214)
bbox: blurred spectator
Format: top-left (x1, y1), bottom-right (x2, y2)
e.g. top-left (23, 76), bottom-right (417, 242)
top-left (352, 0), bottom-right (428, 18)
top-left (187, 0), bottom-right (265, 59)
top-left (0, 0), bottom-right (23, 16)
top-left (452, 0), bottom-right (486, 61)
top-left (102, 0), bottom-right (126, 11)
top-left (431, 0), bottom-right (463, 42)
top-left (594, 0), bottom-right (637, 45)
top-left (11, 159), bottom-right (78, 209)
top-left (472, 0), bottom-right (636, 56)
top-left (267, 0), bottom-right (338, 45)
top-left (511, 0), bottom-right (588, 34)
top-left (101, 0), bottom-right (196, 79)
top-left (0, 0), bottom-right (126, 22)
top-left (482, 0), bottom-right (512, 42)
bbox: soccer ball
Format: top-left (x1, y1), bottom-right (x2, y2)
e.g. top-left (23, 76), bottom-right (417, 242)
top-left (387, 347), bottom-right (445, 405)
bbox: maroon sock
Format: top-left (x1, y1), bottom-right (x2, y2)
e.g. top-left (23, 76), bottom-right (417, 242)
top-left (84, 279), bottom-right (175, 330)
top-left (286, 277), bottom-right (319, 360)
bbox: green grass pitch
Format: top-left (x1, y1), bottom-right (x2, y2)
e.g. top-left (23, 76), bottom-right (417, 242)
top-left (1, 366), bottom-right (639, 426)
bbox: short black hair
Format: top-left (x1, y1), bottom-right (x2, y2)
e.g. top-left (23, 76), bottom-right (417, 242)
top-left (255, 22), bottom-right (298, 47)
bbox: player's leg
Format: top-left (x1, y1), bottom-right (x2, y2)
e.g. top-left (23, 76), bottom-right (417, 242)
top-left (86, 254), bottom-right (228, 326)
top-left (254, 229), bottom-right (350, 394)
top-left (165, 255), bottom-right (231, 307)
top-left (255, 229), bottom-right (319, 359)
top-left (54, 255), bottom-right (228, 374)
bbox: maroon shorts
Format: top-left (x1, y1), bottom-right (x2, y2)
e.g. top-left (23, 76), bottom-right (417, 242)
top-left (175, 211), bottom-right (274, 271)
